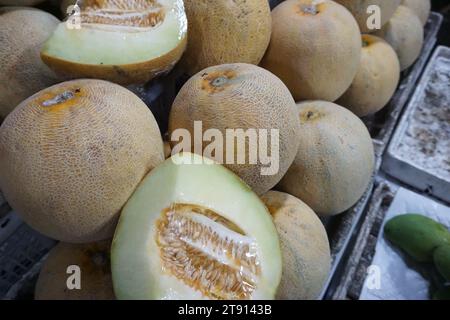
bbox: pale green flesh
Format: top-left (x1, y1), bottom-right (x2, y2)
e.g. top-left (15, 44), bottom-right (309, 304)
top-left (42, 2), bottom-right (187, 66)
top-left (111, 153), bottom-right (282, 300)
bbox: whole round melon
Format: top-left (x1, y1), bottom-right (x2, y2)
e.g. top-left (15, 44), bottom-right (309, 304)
top-left (181, 0), bottom-right (272, 76)
top-left (278, 101), bottom-right (375, 217)
top-left (261, 0), bottom-right (361, 102)
top-left (169, 63), bottom-right (300, 195)
top-left (334, 0), bottom-right (401, 33)
top-left (35, 241), bottom-right (115, 300)
top-left (261, 191), bottom-right (331, 300)
top-left (0, 7), bottom-right (62, 118)
top-left (373, 5), bottom-right (424, 71)
top-left (337, 34), bottom-right (400, 117)
top-left (0, 79), bottom-right (164, 243)
top-left (0, 0), bottom-right (45, 5)
top-left (402, 0), bottom-right (431, 25)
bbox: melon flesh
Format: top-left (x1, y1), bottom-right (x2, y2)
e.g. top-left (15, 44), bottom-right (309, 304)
top-left (112, 153), bottom-right (282, 300)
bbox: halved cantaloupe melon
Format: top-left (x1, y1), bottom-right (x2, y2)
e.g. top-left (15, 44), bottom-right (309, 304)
top-left (112, 153), bottom-right (282, 299)
top-left (41, 0), bottom-right (187, 84)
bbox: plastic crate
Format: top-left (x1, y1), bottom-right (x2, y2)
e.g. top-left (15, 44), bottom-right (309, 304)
top-left (0, 209), bottom-right (56, 299)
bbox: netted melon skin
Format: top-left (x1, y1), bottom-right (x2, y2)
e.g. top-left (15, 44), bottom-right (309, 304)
top-left (0, 79), bottom-right (164, 243)
top-left (0, 8), bottom-right (62, 118)
top-left (181, 0), bottom-right (272, 75)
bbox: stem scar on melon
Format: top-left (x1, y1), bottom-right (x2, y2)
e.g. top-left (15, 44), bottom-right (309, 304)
top-left (201, 70), bottom-right (237, 93)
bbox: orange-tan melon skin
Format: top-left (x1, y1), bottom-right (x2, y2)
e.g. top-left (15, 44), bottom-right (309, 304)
top-left (35, 241), bottom-right (115, 300)
top-left (277, 101), bottom-right (375, 217)
top-left (261, 191), bottom-right (331, 300)
top-left (373, 5), bottom-right (424, 71)
top-left (0, 79), bottom-right (164, 243)
top-left (0, 8), bottom-right (63, 118)
top-left (337, 34), bottom-right (401, 117)
top-left (334, 0), bottom-right (401, 33)
top-left (0, 0), bottom-right (44, 5)
top-left (169, 63), bottom-right (300, 196)
top-left (402, 0), bottom-right (431, 25)
top-left (181, 0), bottom-right (272, 76)
top-left (260, 0), bottom-right (361, 102)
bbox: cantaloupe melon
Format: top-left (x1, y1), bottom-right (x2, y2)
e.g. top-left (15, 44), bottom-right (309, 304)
top-left (0, 8), bottom-right (62, 118)
top-left (261, 0), bottom-right (361, 102)
top-left (181, 0), bottom-right (272, 76)
top-left (41, 0), bottom-right (187, 85)
top-left (261, 191), bottom-right (331, 300)
top-left (0, 79), bottom-right (164, 243)
top-left (278, 101), bottom-right (375, 217)
top-left (35, 241), bottom-right (115, 300)
top-left (373, 5), bottom-right (424, 71)
top-left (334, 0), bottom-right (401, 33)
top-left (169, 63), bottom-right (300, 195)
top-left (402, 0), bottom-right (431, 25)
top-left (337, 34), bottom-right (400, 117)
top-left (112, 153), bottom-right (282, 300)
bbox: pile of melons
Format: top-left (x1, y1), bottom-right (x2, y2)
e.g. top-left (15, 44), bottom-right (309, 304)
top-left (0, 0), bottom-right (430, 300)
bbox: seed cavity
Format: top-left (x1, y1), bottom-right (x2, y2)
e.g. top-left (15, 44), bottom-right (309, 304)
top-left (156, 204), bottom-right (260, 300)
top-left (78, 0), bottom-right (166, 29)
top-left (301, 109), bottom-right (324, 123)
